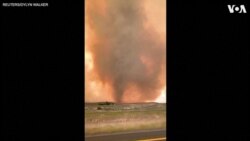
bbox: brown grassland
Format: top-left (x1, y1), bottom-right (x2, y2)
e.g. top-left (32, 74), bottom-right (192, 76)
top-left (85, 102), bottom-right (166, 135)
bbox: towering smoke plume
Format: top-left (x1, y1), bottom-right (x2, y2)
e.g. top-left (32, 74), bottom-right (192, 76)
top-left (85, 0), bottom-right (166, 103)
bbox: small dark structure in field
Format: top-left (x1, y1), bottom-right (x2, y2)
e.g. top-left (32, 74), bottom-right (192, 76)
top-left (97, 107), bottom-right (102, 110)
top-left (98, 101), bottom-right (115, 105)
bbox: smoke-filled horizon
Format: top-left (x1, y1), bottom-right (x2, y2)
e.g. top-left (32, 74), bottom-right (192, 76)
top-left (85, 0), bottom-right (166, 103)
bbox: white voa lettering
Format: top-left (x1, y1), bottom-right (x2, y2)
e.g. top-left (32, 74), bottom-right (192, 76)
top-left (228, 5), bottom-right (235, 13)
top-left (228, 5), bottom-right (247, 13)
top-left (239, 5), bottom-right (247, 13)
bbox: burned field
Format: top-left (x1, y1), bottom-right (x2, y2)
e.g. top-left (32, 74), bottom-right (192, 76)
top-left (85, 102), bottom-right (166, 135)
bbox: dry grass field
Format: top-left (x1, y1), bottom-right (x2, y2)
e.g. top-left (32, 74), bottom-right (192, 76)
top-left (85, 102), bottom-right (166, 135)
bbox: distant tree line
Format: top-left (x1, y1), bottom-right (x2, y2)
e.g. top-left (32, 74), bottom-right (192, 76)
top-left (98, 101), bottom-right (115, 105)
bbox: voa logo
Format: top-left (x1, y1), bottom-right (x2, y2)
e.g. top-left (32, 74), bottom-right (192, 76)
top-left (227, 5), bottom-right (247, 13)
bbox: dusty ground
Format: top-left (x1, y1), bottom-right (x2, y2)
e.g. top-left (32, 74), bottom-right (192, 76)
top-left (85, 102), bottom-right (166, 135)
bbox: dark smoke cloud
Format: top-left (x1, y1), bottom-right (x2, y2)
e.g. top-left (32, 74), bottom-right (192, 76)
top-left (87, 0), bottom-right (166, 103)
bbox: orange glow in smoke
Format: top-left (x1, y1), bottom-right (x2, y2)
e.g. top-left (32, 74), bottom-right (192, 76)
top-left (85, 0), bottom-right (166, 103)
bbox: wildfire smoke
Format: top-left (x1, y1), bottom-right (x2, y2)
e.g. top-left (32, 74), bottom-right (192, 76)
top-left (85, 0), bottom-right (166, 103)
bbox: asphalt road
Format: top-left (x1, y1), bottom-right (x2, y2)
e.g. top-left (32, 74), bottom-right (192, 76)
top-left (85, 129), bottom-right (166, 141)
